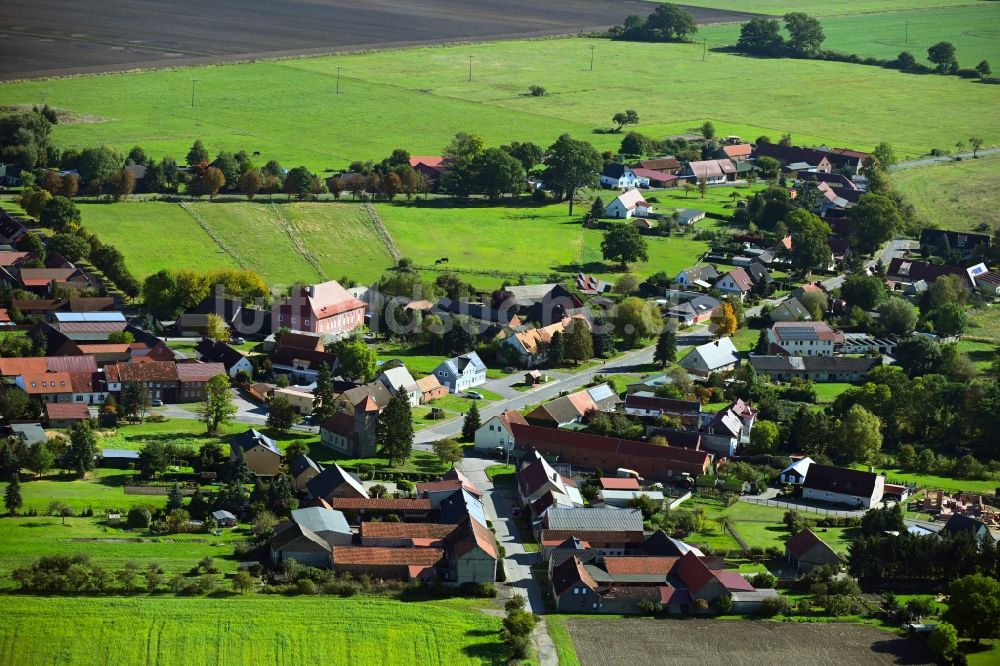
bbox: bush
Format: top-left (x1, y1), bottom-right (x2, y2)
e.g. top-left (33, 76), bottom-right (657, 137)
top-left (957, 68), bottom-right (981, 79)
top-left (760, 596), bottom-right (790, 616)
top-left (505, 631), bottom-right (532, 660)
top-left (463, 581), bottom-right (497, 598)
top-left (637, 598), bottom-right (662, 614)
top-left (751, 572), bottom-right (777, 589)
top-left (528, 85), bottom-right (547, 97)
top-left (126, 507), bottom-right (151, 529)
top-left (295, 578), bottom-right (317, 595)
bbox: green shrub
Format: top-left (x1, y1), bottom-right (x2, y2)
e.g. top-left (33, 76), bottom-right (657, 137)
top-left (126, 507), bottom-right (151, 528)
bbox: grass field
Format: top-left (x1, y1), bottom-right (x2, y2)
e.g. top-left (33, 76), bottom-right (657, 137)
top-left (378, 200), bottom-right (713, 287)
top-left (968, 305), bottom-right (1000, 344)
top-left (0, 595), bottom-right (502, 665)
top-left (698, 5), bottom-right (1000, 68)
top-left (0, 516), bottom-right (248, 587)
top-left (1, 37), bottom-right (996, 171)
top-left (854, 464), bottom-right (1000, 494)
top-left (894, 154), bottom-right (1000, 233)
top-left (563, 618), bottom-right (932, 666)
top-left (76, 200), bottom-right (395, 283)
top-left (676, 0), bottom-right (980, 17)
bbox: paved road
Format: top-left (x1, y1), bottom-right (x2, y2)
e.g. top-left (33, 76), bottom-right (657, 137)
top-left (890, 148), bottom-right (1000, 171)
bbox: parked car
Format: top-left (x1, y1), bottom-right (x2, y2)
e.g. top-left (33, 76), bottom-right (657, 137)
top-left (231, 337), bottom-right (246, 345)
top-left (503, 366), bottom-right (515, 373)
top-left (151, 399), bottom-right (164, 407)
top-left (466, 391), bottom-right (483, 400)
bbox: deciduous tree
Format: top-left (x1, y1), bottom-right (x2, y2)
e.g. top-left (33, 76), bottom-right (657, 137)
top-left (200, 374), bottom-right (237, 435)
top-left (542, 134), bottom-right (602, 215)
top-left (601, 223), bottom-right (649, 268)
top-left (266, 395), bottom-right (295, 433)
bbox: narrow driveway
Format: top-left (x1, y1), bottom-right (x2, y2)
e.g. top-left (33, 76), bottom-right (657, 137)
top-left (891, 148), bottom-right (999, 171)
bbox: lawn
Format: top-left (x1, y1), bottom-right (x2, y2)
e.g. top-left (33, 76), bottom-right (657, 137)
top-left (0, 516), bottom-right (248, 587)
top-left (0, 595), bottom-right (503, 665)
top-left (668, 0), bottom-right (978, 17)
top-left (852, 464), bottom-right (1000, 494)
top-left (812, 382), bottom-right (856, 404)
top-left (968, 305), bottom-right (1000, 344)
top-left (894, 154), bottom-right (1000, 233)
top-left (75, 199), bottom-right (394, 284)
top-left (955, 339), bottom-right (998, 370)
top-left (1, 36), bottom-right (996, 171)
top-left (378, 199), bottom-right (713, 287)
top-left (698, 5), bottom-right (1000, 68)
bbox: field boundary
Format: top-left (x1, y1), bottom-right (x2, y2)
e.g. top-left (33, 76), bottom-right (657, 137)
top-left (362, 202), bottom-right (402, 263)
top-left (177, 202), bottom-right (249, 270)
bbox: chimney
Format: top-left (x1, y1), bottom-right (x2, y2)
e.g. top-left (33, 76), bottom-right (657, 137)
top-left (305, 285), bottom-right (314, 297)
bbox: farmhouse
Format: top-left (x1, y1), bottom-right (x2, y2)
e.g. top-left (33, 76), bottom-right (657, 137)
top-left (305, 463), bottom-right (369, 502)
top-left (271, 506), bottom-right (353, 567)
top-left (600, 164), bottom-right (648, 189)
top-left (271, 331), bottom-right (339, 384)
top-left (664, 294), bottom-right (721, 325)
top-left (679, 337), bottom-right (740, 376)
top-left (753, 143), bottom-right (833, 173)
top-left (230, 428), bottom-right (281, 477)
top-left (623, 393), bottom-right (700, 422)
top-left (719, 143), bottom-right (752, 162)
top-left (524, 383), bottom-right (617, 427)
top-left (195, 338), bottom-right (255, 378)
top-left (377, 365), bottom-right (420, 406)
top-left (433, 351), bottom-right (486, 393)
top-left (767, 321), bottom-right (842, 357)
top-left (327, 497), bottom-right (432, 523)
top-left (517, 450), bottom-right (583, 506)
top-left (360, 522), bottom-right (455, 547)
top-left (276, 279), bottom-right (366, 337)
top-left (749, 355), bottom-right (880, 382)
top-left (331, 546), bottom-right (443, 581)
top-left (636, 157), bottom-right (682, 174)
top-left (502, 283), bottom-right (583, 326)
top-left (802, 464), bottom-right (884, 509)
top-left (175, 361), bottom-right (227, 402)
top-left (104, 361), bottom-right (180, 402)
top-left (674, 265), bottom-right (719, 289)
top-left (288, 454), bottom-right (323, 493)
top-left (512, 424), bottom-right (711, 481)
top-left (779, 457), bottom-right (814, 485)
top-left (769, 297), bottom-right (812, 322)
top-left (45, 402), bottom-right (91, 428)
top-left (786, 528), bottom-right (842, 573)
top-left (680, 159), bottom-right (736, 184)
top-left (474, 409), bottom-right (527, 453)
top-left (604, 188), bottom-right (654, 219)
top-left (629, 167), bottom-right (677, 188)
top-left (179, 293), bottom-right (271, 338)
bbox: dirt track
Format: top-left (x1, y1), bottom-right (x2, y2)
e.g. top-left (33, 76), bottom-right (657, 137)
top-left (566, 618), bottom-right (934, 666)
top-left (0, 0), bottom-right (763, 81)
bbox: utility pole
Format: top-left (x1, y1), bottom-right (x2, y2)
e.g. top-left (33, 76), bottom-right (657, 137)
top-left (703, 39), bottom-right (707, 62)
top-left (336, 67), bottom-right (342, 94)
top-left (191, 79), bottom-right (197, 108)
top-left (468, 55), bottom-right (474, 82)
top-left (905, 21), bottom-right (910, 44)
top-left (590, 44), bottom-right (596, 71)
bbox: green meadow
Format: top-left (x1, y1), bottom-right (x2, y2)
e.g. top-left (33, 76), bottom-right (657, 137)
top-left (670, 0), bottom-right (983, 17)
top-left (698, 4), bottom-right (1000, 68)
top-left (1, 37), bottom-right (997, 170)
top-left (0, 595), bottom-right (503, 665)
top-left (894, 154), bottom-right (1000, 233)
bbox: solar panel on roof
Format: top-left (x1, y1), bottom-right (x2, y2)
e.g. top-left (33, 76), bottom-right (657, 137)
top-left (587, 383), bottom-right (614, 402)
top-left (54, 312), bottom-right (125, 323)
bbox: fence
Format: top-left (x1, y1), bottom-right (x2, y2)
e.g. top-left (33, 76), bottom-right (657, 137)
top-left (667, 491), bottom-right (692, 510)
top-left (741, 496), bottom-right (860, 518)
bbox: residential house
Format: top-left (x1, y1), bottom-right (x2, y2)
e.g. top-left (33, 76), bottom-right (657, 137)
top-left (941, 515), bottom-right (995, 544)
top-left (715, 267), bottom-right (755, 300)
top-left (664, 294), bottom-right (721, 325)
top-left (524, 383), bottom-right (617, 427)
top-left (408, 156), bottom-right (451, 186)
top-left (433, 351), bottom-right (487, 393)
top-left (195, 338), bottom-right (255, 378)
top-left (428, 298), bottom-right (521, 336)
top-left (801, 464), bottom-right (884, 509)
top-left (769, 297), bottom-right (812, 322)
top-left (599, 489), bottom-right (665, 508)
top-left (629, 167), bottom-right (677, 188)
top-left (779, 457), bottom-right (813, 485)
top-left (51, 312), bottom-right (127, 341)
top-left (105, 361), bottom-right (179, 402)
top-left (749, 355), bottom-right (881, 382)
top-left (516, 450), bottom-right (584, 507)
top-left (636, 157), bottom-right (682, 174)
top-left (502, 283), bottom-right (583, 326)
top-left (673, 265), bottom-right (719, 289)
top-left (175, 362), bottom-right (227, 402)
top-left (887, 258), bottom-right (978, 290)
top-left (600, 164), bottom-right (648, 189)
top-left (17, 372), bottom-right (74, 403)
top-left (273, 386), bottom-right (314, 415)
top-left (767, 321), bottom-right (843, 357)
top-left (305, 463), bottom-right (369, 502)
top-left (377, 365), bottom-right (421, 406)
top-left (753, 143), bottom-right (833, 173)
top-left (816, 146), bottom-right (869, 175)
top-left (502, 321), bottom-right (565, 368)
top-left (919, 229), bottom-right (990, 260)
top-left (360, 522), bottom-right (455, 548)
top-left (276, 280), bottom-right (366, 337)
top-left (419, 479), bottom-right (484, 511)
top-left (786, 528), bottom-right (842, 573)
top-left (13, 267), bottom-right (94, 296)
top-left (45, 402), bottom-right (91, 428)
top-left (675, 209), bottom-right (706, 226)
top-left (230, 428), bottom-right (282, 477)
top-left (474, 409), bottom-right (528, 453)
top-left (270, 506), bottom-right (353, 567)
top-left (679, 337), bottom-right (740, 376)
top-left (604, 188), bottom-right (654, 219)
top-left (271, 331), bottom-right (338, 384)
top-left (415, 374), bottom-right (447, 404)
top-left (178, 292), bottom-right (271, 338)
top-left (512, 424), bottom-right (712, 481)
top-left (681, 159), bottom-right (736, 184)
top-left (623, 394), bottom-right (700, 423)
top-left (439, 488), bottom-right (489, 527)
top-left (444, 516), bottom-right (499, 584)
top-left (719, 143), bottom-right (752, 162)
top-left (551, 555), bottom-right (603, 612)
top-left (321, 383), bottom-right (391, 457)
top-left (289, 455), bottom-right (323, 493)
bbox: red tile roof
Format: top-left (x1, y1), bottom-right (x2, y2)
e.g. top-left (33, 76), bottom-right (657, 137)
top-left (540, 529), bottom-right (645, 545)
top-left (360, 522), bottom-right (455, 539)
top-left (714, 571), bottom-right (754, 592)
top-left (676, 551), bottom-right (715, 592)
top-left (604, 556), bottom-right (678, 576)
top-left (598, 477), bottom-right (640, 491)
top-left (109, 361), bottom-right (179, 383)
top-left (45, 402), bottom-right (91, 420)
top-left (175, 362), bottom-right (227, 383)
top-left (551, 555), bottom-right (598, 596)
top-left (327, 498), bottom-right (431, 511)
top-left (512, 423), bottom-right (711, 468)
top-left (786, 527), bottom-right (827, 558)
top-left (332, 546), bottom-right (443, 566)
top-left (21, 372), bottom-right (73, 394)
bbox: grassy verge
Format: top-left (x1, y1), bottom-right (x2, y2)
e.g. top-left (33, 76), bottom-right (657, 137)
top-left (545, 616), bottom-right (582, 666)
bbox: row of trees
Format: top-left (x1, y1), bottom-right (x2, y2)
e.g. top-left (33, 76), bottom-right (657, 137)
top-left (141, 267), bottom-right (268, 320)
top-left (609, 4), bottom-right (698, 43)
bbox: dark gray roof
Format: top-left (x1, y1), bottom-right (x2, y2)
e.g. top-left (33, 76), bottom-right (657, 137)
top-left (231, 428), bottom-right (281, 456)
top-left (749, 355), bottom-right (880, 373)
top-left (289, 454), bottom-right (323, 478)
top-left (544, 507), bottom-right (643, 532)
top-left (802, 464), bottom-right (879, 497)
top-left (305, 463), bottom-right (368, 500)
top-left (601, 163), bottom-right (628, 179)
